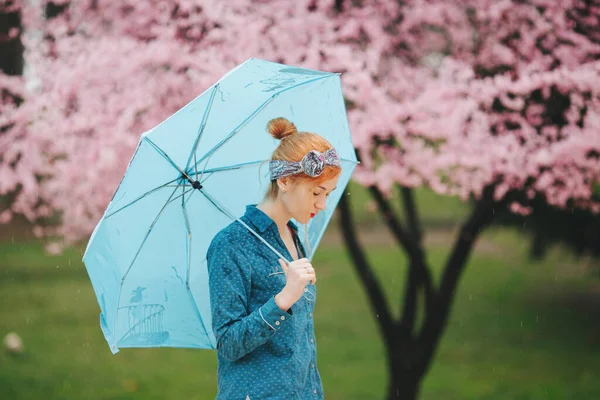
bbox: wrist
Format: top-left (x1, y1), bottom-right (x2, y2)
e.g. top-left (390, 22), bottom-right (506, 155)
top-left (275, 290), bottom-right (293, 311)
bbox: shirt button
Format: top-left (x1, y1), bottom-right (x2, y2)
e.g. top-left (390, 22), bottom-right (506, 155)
top-left (280, 316), bottom-right (285, 320)
top-left (311, 363), bottom-right (315, 368)
top-left (310, 338), bottom-right (314, 343)
top-left (275, 321), bottom-right (280, 326)
top-left (314, 389), bottom-right (317, 394)
top-left (304, 288), bottom-right (308, 292)
top-left (309, 313), bottom-right (313, 317)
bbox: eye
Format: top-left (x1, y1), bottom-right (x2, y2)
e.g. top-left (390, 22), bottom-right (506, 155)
top-left (313, 192), bottom-right (321, 196)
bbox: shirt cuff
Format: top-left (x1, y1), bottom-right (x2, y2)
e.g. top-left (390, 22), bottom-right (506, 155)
top-left (258, 296), bottom-right (292, 331)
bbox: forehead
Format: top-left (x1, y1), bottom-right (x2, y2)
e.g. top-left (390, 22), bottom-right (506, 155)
top-left (312, 176), bottom-right (339, 190)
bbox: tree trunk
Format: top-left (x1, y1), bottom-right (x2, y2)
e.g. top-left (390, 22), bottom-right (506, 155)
top-left (386, 370), bottom-right (422, 400)
top-left (337, 185), bottom-right (498, 399)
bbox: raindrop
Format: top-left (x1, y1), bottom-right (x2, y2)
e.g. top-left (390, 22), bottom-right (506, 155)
top-left (520, 320), bottom-right (523, 327)
top-left (469, 294), bottom-right (472, 301)
top-left (56, 265), bottom-right (60, 269)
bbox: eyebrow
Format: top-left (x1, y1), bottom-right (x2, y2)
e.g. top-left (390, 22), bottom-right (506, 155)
top-left (318, 186), bottom-right (337, 191)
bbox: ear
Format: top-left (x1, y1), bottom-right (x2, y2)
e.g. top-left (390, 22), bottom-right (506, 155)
top-left (277, 177), bottom-right (288, 192)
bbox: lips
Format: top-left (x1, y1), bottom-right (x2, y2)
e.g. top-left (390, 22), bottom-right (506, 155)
top-left (310, 213), bottom-right (316, 218)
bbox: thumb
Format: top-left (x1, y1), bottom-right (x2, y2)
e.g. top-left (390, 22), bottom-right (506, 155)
top-left (278, 259), bottom-right (288, 272)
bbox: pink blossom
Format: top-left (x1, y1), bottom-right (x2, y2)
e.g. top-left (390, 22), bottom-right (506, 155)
top-left (1, 0), bottom-right (599, 247)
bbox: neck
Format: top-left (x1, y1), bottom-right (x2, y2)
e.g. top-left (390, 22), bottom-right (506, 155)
top-left (256, 197), bottom-right (291, 237)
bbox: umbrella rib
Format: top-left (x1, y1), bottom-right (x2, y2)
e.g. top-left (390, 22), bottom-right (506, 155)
top-left (104, 177), bottom-right (181, 220)
top-left (340, 157), bottom-right (358, 164)
top-left (189, 74), bottom-right (336, 174)
top-left (144, 137), bottom-right (197, 184)
top-left (194, 153), bottom-right (198, 181)
top-left (186, 159), bottom-right (266, 177)
top-left (181, 190), bottom-right (212, 342)
top-left (181, 185), bottom-right (193, 287)
top-left (184, 188), bottom-right (196, 206)
top-left (197, 150), bottom-right (216, 187)
top-left (167, 187), bottom-right (195, 206)
top-left (101, 138), bottom-right (145, 216)
top-left (113, 185), bottom-right (179, 348)
top-left (198, 188), bottom-right (290, 264)
top-left (121, 185), bottom-right (180, 283)
top-left (185, 84), bottom-right (219, 177)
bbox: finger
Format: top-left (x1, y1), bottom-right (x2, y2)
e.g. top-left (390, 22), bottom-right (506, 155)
top-left (293, 261), bottom-right (312, 270)
top-left (303, 272), bottom-right (316, 281)
top-left (278, 259), bottom-right (288, 272)
top-left (290, 259), bottom-right (305, 267)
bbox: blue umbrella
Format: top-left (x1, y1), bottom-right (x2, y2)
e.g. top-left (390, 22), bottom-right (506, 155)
top-left (82, 58), bottom-right (358, 354)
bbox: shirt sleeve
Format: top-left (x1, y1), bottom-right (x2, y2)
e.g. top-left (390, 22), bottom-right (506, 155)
top-left (207, 231), bottom-right (293, 362)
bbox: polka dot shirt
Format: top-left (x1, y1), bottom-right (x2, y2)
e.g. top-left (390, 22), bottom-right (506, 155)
top-left (207, 204), bottom-right (324, 399)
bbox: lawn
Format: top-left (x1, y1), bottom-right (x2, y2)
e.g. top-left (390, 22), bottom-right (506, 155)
top-left (1, 222), bottom-right (600, 399)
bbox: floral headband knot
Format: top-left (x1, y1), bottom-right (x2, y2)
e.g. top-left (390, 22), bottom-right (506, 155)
top-left (269, 148), bottom-right (341, 181)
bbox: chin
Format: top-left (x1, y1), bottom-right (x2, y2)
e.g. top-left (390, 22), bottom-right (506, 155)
top-left (294, 215), bottom-right (310, 225)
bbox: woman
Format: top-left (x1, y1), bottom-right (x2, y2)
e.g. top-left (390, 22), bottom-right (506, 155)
top-left (207, 117), bottom-right (341, 399)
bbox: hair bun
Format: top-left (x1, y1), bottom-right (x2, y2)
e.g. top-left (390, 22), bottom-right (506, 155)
top-left (267, 117), bottom-right (297, 140)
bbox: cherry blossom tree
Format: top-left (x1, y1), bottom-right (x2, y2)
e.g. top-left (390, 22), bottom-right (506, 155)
top-left (1, 0), bottom-right (599, 398)
top-left (336, 1), bottom-right (600, 398)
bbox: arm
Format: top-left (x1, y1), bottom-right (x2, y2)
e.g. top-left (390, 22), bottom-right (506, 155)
top-left (207, 232), bottom-right (293, 362)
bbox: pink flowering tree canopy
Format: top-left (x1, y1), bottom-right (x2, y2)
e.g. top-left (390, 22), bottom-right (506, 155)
top-left (1, 0), bottom-right (599, 249)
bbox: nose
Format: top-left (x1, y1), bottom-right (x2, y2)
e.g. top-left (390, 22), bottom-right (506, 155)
top-left (315, 199), bottom-right (326, 211)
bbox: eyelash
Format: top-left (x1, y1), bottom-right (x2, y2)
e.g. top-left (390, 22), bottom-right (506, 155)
top-left (314, 192), bottom-right (330, 197)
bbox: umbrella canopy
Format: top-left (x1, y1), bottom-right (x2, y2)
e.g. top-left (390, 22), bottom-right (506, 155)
top-left (82, 58), bottom-right (358, 354)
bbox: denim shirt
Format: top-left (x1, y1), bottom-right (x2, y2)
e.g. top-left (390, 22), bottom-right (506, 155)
top-left (207, 204), bottom-right (324, 400)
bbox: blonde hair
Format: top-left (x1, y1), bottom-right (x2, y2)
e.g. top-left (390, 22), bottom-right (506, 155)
top-left (265, 117), bottom-right (341, 199)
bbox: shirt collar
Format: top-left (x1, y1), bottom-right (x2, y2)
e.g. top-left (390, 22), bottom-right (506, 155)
top-left (244, 204), bottom-right (299, 234)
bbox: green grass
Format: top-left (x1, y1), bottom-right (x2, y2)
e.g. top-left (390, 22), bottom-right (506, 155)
top-left (2, 226), bottom-right (600, 399)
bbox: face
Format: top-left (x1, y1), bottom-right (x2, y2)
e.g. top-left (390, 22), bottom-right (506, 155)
top-left (279, 175), bottom-right (340, 225)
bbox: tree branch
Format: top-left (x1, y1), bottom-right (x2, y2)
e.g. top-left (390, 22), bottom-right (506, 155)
top-left (368, 186), bottom-right (423, 273)
top-left (399, 259), bottom-right (419, 335)
top-left (337, 193), bottom-right (396, 345)
top-left (400, 186), bottom-right (422, 244)
top-left (438, 192), bottom-right (496, 308)
top-left (369, 186), bottom-right (436, 322)
top-left (417, 187), bottom-right (498, 373)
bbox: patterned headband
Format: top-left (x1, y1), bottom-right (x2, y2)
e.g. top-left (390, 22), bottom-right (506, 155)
top-left (269, 148), bottom-right (341, 181)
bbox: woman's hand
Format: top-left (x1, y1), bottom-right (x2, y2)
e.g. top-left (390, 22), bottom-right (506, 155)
top-left (274, 258), bottom-right (316, 311)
